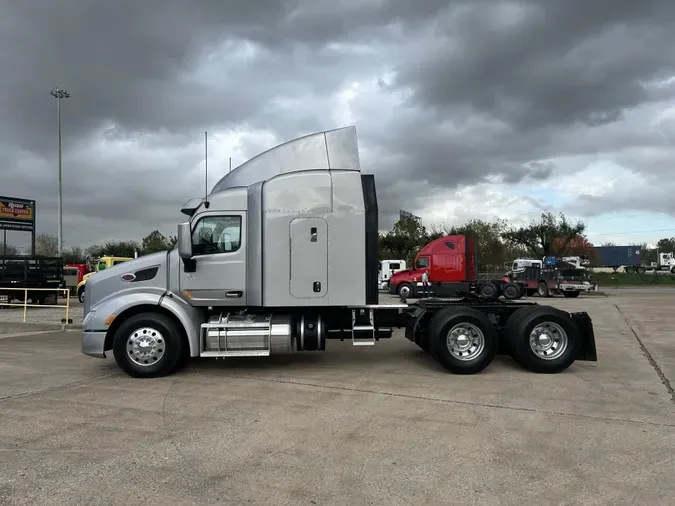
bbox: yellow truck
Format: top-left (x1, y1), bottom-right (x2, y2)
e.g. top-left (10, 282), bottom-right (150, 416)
top-left (76, 256), bottom-right (133, 303)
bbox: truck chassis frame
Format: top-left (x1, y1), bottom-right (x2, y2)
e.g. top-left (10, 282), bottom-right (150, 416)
top-left (98, 294), bottom-right (597, 378)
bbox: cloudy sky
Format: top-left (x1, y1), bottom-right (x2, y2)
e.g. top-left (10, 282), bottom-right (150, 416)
top-left (2, 0), bottom-right (675, 252)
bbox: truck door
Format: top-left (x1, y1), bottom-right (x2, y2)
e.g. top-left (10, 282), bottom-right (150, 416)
top-left (179, 212), bottom-right (247, 307)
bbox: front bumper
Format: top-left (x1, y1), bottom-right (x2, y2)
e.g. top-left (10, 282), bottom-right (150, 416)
top-left (560, 283), bottom-right (595, 292)
top-left (82, 330), bottom-right (107, 358)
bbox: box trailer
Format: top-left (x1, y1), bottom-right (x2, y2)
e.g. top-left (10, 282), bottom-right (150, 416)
top-left (81, 126), bottom-right (597, 377)
top-left (591, 246), bottom-right (642, 271)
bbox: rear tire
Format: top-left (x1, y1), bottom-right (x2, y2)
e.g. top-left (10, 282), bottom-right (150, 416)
top-left (502, 282), bottom-right (522, 300)
top-left (112, 312), bottom-right (186, 378)
top-left (504, 306), bottom-right (580, 374)
top-left (479, 281), bottom-right (499, 299)
top-left (427, 306), bottom-right (499, 374)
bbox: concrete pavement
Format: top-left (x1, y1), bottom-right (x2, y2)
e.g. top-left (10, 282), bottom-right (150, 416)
top-left (0, 294), bottom-right (674, 505)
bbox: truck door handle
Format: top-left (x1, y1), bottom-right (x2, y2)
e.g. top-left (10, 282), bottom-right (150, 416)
top-left (225, 291), bottom-right (243, 298)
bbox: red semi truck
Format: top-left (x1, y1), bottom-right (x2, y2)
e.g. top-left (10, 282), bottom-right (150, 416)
top-left (387, 235), bottom-right (523, 299)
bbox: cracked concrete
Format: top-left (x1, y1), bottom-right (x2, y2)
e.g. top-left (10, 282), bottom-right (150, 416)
top-left (1, 293), bottom-right (675, 505)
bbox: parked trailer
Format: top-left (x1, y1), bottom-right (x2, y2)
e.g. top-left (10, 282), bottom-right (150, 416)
top-left (590, 246), bottom-right (642, 272)
top-left (81, 126), bottom-right (597, 377)
top-left (0, 255), bottom-right (64, 304)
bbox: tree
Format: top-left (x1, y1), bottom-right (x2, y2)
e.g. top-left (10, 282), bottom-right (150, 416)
top-left (379, 217), bottom-right (434, 265)
top-left (444, 218), bottom-right (524, 273)
top-left (656, 237), bottom-right (675, 254)
top-left (1, 242), bottom-right (20, 255)
top-left (62, 246), bottom-right (87, 264)
top-left (141, 230), bottom-right (173, 255)
top-left (36, 233), bottom-right (58, 257)
top-left (85, 240), bottom-right (139, 259)
top-left (501, 211), bottom-right (586, 258)
top-left (552, 235), bottom-right (596, 259)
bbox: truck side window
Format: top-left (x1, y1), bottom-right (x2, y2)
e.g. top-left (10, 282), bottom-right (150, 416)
top-left (416, 257), bottom-right (429, 269)
top-left (192, 216), bottom-right (242, 255)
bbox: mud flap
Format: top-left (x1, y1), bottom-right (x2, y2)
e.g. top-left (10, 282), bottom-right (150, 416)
top-left (570, 312), bottom-right (597, 361)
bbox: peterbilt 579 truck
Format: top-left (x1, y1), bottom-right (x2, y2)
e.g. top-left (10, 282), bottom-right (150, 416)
top-left (81, 126), bottom-right (597, 378)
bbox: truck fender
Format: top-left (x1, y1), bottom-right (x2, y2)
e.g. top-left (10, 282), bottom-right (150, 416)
top-left (84, 291), bottom-right (163, 332)
top-left (159, 295), bottom-right (202, 357)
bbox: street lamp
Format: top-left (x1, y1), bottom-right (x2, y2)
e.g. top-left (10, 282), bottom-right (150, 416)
top-left (50, 86), bottom-right (70, 257)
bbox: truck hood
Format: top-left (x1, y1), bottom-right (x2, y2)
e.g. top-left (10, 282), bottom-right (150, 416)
top-left (84, 251), bottom-right (168, 314)
top-left (390, 269), bottom-right (413, 283)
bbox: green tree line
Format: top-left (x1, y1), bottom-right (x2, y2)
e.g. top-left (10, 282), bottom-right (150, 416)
top-left (379, 211), bottom-right (675, 273)
top-left (0, 229), bottom-right (176, 264)
top-left (1, 211), bottom-right (673, 272)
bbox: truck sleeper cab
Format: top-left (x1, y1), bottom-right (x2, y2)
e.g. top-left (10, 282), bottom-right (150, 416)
top-left (81, 126), bottom-right (597, 378)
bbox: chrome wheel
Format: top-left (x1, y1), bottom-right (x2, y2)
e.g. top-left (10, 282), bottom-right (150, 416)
top-left (399, 285), bottom-right (411, 298)
top-left (529, 322), bottom-right (568, 360)
top-left (446, 323), bottom-right (485, 361)
top-left (127, 327), bottom-right (166, 367)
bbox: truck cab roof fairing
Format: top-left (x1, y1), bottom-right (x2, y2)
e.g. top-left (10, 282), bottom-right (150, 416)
top-left (210, 126), bottom-right (361, 194)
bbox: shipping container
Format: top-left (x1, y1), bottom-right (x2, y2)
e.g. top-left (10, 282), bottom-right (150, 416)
top-left (591, 246), bottom-right (641, 268)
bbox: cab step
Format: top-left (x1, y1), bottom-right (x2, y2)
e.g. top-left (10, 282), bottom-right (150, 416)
top-left (352, 309), bottom-right (376, 346)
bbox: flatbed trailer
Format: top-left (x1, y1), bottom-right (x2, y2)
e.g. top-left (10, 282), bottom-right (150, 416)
top-left (0, 255), bottom-right (63, 304)
top-left (81, 126), bottom-right (597, 377)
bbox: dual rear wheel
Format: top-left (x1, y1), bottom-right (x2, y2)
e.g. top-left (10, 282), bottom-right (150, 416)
top-left (426, 305), bottom-right (581, 374)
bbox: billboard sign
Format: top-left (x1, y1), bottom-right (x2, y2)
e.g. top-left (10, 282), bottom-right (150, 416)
top-left (400, 209), bottom-right (421, 222)
top-left (0, 196), bottom-right (35, 232)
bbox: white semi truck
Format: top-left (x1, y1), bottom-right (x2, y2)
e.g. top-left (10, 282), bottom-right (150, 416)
top-left (81, 126), bottom-right (597, 378)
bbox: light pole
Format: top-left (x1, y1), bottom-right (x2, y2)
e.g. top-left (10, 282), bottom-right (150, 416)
top-left (50, 86), bottom-right (70, 257)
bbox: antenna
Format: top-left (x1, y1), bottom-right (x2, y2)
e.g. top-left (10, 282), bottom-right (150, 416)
top-left (229, 156), bottom-right (232, 173)
top-left (204, 131), bottom-right (210, 208)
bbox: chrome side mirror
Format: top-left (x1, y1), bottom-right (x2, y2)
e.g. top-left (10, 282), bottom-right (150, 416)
top-left (177, 222), bottom-right (192, 259)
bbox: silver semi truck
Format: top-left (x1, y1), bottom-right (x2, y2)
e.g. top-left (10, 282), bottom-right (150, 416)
top-left (81, 126), bottom-right (597, 378)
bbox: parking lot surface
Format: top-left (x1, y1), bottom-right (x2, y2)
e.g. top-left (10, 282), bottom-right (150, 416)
top-left (1, 293), bottom-right (674, 505)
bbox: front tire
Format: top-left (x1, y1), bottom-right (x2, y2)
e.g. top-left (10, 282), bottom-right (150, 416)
top-left (78, 287), bottom-right (85, 304)
top-left (427, 306), bottom-right (499, 374)
top-left (563, 291), bottom-right (580, 298)
top-left (112, 312), bottom-right (186, 378)
top-left (398, 283), bottom-right (413, 300)
top-left (537, 281), bottom-right (550, 297)
top-left (504, 306), bottom-right (581, 374)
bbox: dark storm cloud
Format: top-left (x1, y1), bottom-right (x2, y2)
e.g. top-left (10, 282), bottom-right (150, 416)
top-left (2, 0), bottom-right (675, 247)
top-left (395, 0), bottom-right (675, 130)
top-left (0, 0), bottom-right (452, 154)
